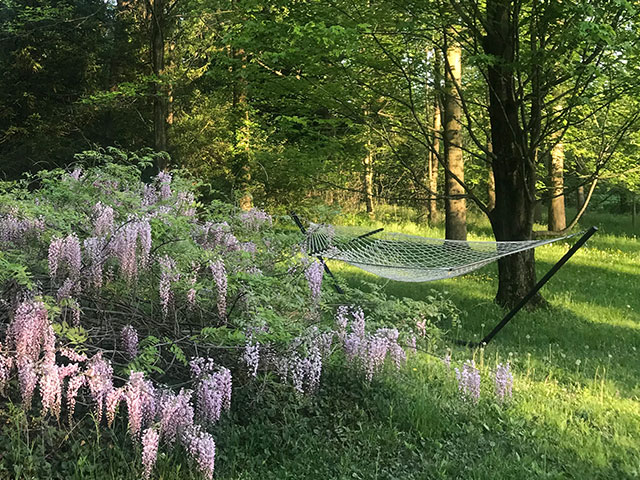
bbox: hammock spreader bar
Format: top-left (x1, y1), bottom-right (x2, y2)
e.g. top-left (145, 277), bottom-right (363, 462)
top-left (290, 212), bottom-right (598, 346)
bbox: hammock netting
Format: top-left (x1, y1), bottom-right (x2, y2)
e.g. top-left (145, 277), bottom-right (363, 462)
top-left (304, 224), bottom-right (578, 283)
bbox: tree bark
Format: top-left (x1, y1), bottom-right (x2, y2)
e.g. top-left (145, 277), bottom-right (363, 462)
top-left (548, 139), bottom-right (566, 231)
top-left (363, 137), bottom-right (375, 215)
top-left (576, 185), bottom-right (585, 210)
top-left (233, 48), bottom-right (252, 211)
top-left (149, 0), bottom-right (168, 157)
top-left (484, 0), bottom-right (541, 308)
top-left (487, 167), bottom-right (496, 212)
top-left (428, 100), bottom-right (441, 223)
top-left (443, 36), bottom-right (466, 240)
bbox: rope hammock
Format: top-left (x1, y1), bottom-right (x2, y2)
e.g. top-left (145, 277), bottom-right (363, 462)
top-left (303, 223), bottom-right (579, 283)
top-left (291, 213), bottom-right (598, 346)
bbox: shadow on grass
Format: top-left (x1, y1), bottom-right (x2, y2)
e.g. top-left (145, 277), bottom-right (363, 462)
top-left (216, 360), bottom-right (640, 480)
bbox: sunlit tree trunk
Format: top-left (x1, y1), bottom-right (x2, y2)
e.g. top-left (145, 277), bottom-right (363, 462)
top-left (428, 100), bottom-right (441, 223)
top-left (548, 138), bottom-right (566, 231)
top-left (443, 35), bottom-right (466, 240)
top-left (233, 49), bottom-right (252, 211)
top-left (576, 185), bottom-right (585, 210)
top-left (363, 138), bottom-right (375, 215)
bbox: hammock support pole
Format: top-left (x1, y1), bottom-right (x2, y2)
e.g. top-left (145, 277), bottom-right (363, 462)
top-left (290, 212), bottom-right (345, 294)
top-left (467, 225), bottom-right (598, 347)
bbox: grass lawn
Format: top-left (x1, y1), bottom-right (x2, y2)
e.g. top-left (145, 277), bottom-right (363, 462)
top-left (213, 211), bottom-right (640, 480)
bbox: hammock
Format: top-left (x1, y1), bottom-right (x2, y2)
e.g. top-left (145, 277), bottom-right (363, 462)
top-left (304, 223), bottom-right (578, 283)
top-left (291, 213), bottom-right (598, 346)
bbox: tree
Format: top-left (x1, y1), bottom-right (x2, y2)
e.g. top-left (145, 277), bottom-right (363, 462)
top-left (443, 33), bottom-right (466, 240)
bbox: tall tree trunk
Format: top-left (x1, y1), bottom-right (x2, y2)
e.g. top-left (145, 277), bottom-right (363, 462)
top-left (428, 100), bottom-right (441, 223)
top-left (487, 168), bottom-right (496, 212)
top-left (443, 36), bottom-right (466, 240)
top-left (576, 185), bottom-right (585, 210)
top-left (149, 0), bottom-right (168, 158)
top-left (548, 138), bottom-right (566, 231)
top-left (233, 49), bottom-right (252, 211)
top-left (484, 0), bottom-right (541, 309)
top-left (363, 139), bottom-right (375, 216)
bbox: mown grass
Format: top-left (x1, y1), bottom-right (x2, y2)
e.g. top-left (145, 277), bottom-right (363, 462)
top-left (211, 209), bottom-right (640, 480)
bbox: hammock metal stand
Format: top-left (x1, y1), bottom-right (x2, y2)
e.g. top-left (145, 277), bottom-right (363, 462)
top-left (291, 212), bottom-right (598, 347)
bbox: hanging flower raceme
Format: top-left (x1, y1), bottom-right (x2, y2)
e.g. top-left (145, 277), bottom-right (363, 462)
top-left (85, 352), bottom-right (114, 422)
top-left (0, 213), bottom-right (45, 245)
top-left (209, 259), bottom-right (227, 319)
top-left (238, 208), bottom-right (272, 231)
top-left (125, 371), bottom-right (156, 438)
top-left (93, 202), bottom-right (114, 236)
top-left (159, 255), bottom-right (180, 317)
top-left (190, 358), bottom-right (232, 427)
top-left (84, 236), bottom-right (106, 289)
top-left (158, 388), bottom-right (194, 446)
top-left (199, 221), bottom-right (241, 252)
top-left (455, 360), bottom-right (481, 404)
top-left (121, 325), bottom-right (139, 360)
top-left (110, 218), bottom-right (152, 282)
top-left (242, 341), bottom-right (260, 377)
top-left (48, 233), bottom-right (82, 280)
top-left (181, 425), bottom-right (216, 480)
top-left (156, 171), bottom-right (173, 200)
top-left (8, 300), bottom-right (52, 407)
top-left (141, 427), bottom-right (160, 479)
top-left (305, 259), bottom-right (324, 303)
top-left (494, 362), bottom-right (513, 404)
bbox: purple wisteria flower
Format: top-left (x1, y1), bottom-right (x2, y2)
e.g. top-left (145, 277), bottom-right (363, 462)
top-left (121, 325), bottom-right (139, 359)
top-left (238, 208), bottom-right (272, 231)
top-left (305, 260), bottom-right (324, 303)
top-left (455, 360), bottom-right (481, 404)
top-left (159, 255), bottom-right (180, 317)
top-left (209, 259), bottom-right (227, 318)
top-left (242, 341), bottom-right (260, 377)
top-left (494, 362), bottom-right (513, 404)
top-left (141, 427), bottom-right (160, 479)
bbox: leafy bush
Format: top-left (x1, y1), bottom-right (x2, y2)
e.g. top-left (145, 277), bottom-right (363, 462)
top-left (0, 152), bottom-right (464, 478)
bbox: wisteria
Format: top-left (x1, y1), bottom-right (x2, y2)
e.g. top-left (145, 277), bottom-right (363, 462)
top-left (182, 425), bottom-right (216, 480)
top-left (141, 427), bottom-right (160, 479)
top-left (455, 360), bottom-right (481, 404)
top-left (305, 260), bottom-right (324, 303)
top-left (121, 325), bottom-right (139, 359)
top-left (159, 388), bottom-right (194, 445)
top-left (159, 255), bottom-right (180, 317)
top-left (110, 218), bottom-right (152, 281)
top-left (242, 341), bottom-right (260, 377)
top-left (84, 236), bottom-right (106, 288)
top-left (494, 362), bottom-right (513, 404)
top-left (156, 171), bottom-right (173, 199)
top-left (209, 259), bottom-right (227, 318)
top-left (48, 234), bottom-right (82, 280)
top-left (93, 202), bottom-right (115, 236)
top-left (238, 208), bottom-right (272, 231)
top-left (86, 352), bottom-right (114, 422)
top-left (199, 221), bottom-right (241, 252)
top-left (0, 213), bottom-right (45, 244)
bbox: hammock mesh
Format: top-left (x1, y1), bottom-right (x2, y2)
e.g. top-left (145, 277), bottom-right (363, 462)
top-left (304, 224), bottom-right (577, 283)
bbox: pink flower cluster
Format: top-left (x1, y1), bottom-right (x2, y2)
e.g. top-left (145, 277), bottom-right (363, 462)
top-left (455, 360), bottom-right (481, 404)
top-left (93, 202), bottom-right (115, 236)
top-left (0, 213), bottom-right (45, 244)
top-left (494, 362), bottom-right (513, 403)
top-left (49, 234), bottom-right (82, 280)
top-left (110, 217), bottom-right (152, 282)
top-left (156, 171), bottom-right (173, 200)
top-left (304, 260), bottom-right (324, 303)
top-left (340, 307), bottom-right (408, 381)
top-left (238, 208), bottom-right (272, 231)
top-left (209, 259), bottom-right (227, 318)
top-left (199, 221), bottom-right (240, 252)
top-left (159, 255), bottom-right (180, 317)
top-left (121, 325), bottom-right (139, 359)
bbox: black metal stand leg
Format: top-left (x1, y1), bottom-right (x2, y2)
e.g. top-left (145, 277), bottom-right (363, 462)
top-left (473, 226), bottom-right (598, 347)
top-left (290, 212), bottom-right (345, 294)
